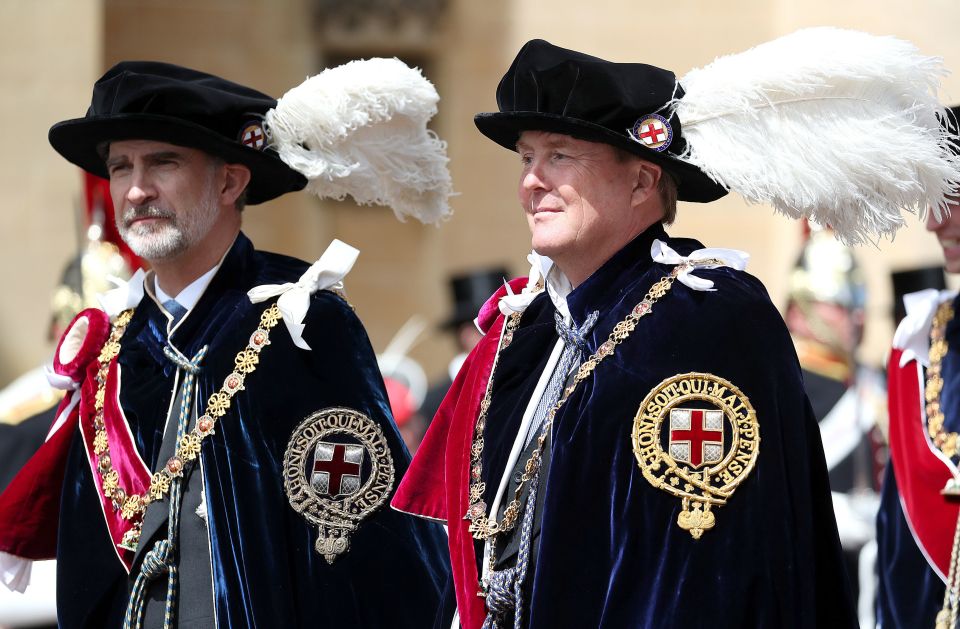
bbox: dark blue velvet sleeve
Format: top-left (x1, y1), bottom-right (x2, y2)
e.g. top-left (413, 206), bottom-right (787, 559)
top-left (201, 290), bottom-right (449, 628)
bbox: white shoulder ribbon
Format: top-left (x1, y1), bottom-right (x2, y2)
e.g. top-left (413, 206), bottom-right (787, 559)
top-left (96, 268), bottom-right (147, 318)
top-left (651, 240), bottom-right (750, 291)
top-left (44, 365), bottom-right (79, 391)
top-left (893, 288), bottom-right (956, 368)
top-left (247, 239), bottom-right (359, 351)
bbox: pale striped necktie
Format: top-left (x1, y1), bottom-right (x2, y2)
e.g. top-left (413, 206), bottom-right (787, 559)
top-left (162, 299), bottom-right (187, 326)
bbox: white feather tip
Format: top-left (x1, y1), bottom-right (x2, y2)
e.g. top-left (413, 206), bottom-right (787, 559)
top-left (674, 27), bottom-right (960, 245)
top-left (265, 58), bottom-right (453, 224)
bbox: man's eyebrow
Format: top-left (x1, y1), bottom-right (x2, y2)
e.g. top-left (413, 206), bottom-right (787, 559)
top-left (516, 137), bottom-right (578, 152)
top-left (105, 150), bottom-right (186, 167)
top-left (104, 155), bottom-right (129, 168)
top-left (144, 150), bottom-right (186, 162)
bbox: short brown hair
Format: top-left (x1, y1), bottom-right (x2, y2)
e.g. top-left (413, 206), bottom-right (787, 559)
top-left (658, 170), bottom-right (678, 225)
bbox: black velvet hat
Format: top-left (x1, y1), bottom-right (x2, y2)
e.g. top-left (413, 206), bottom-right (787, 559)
top-left (891, 266), bottom-right (947, 324)
top-left (48, 61), bottom-right (307, 205)
top-left (474, 40), bottom-right (728, 203)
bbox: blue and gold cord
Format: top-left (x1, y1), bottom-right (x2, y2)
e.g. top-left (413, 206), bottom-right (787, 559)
top-left (124, 345), bottom-right (207, 629)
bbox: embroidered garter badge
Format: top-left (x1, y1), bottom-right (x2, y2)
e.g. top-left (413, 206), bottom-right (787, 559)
top-left (283, 407), bottom-right (395, 563)
top-left (631, 372), bottom-right (759, 539)
top-left (628, 114), bottom-right (673, 152)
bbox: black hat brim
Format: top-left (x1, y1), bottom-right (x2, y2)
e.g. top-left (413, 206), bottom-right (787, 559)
top-left (475, 111), bottom-right (728, 203)
top-left (48, 114), bottom-right (306, 205)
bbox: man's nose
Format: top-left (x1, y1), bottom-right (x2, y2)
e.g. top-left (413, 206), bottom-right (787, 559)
top-left (521, 163), bottom-right (547, 192)
top-left (126, 170), bottom-right (156, 206)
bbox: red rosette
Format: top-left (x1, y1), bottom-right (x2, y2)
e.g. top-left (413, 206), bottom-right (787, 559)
top-left (52, 308), bottom-right (112, 381)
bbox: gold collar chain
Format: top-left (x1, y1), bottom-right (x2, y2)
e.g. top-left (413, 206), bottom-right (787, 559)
top-left (464, 266), bottom-right (683, 542)
top-left (92, 304), bottom-right (282, 550)
top-left (926, 300), bottom-right (958, 457)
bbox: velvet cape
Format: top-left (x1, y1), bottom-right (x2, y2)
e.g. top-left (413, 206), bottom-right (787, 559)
top-left (28, 233), bottom-right (448, 627)
top-left (876, 291), bottom-right (960, 627)
top-left (394, 225), bottom-right (856, 629)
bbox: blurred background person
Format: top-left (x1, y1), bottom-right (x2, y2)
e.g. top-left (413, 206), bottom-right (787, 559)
top-left (784, 222), bottom-right (887, 627)
top-left (879, 119), bottom-right (960, 627)
top-left (378, 317), bottom-right (431, 453)
top-left (420, 267), bottom-right (509, 424)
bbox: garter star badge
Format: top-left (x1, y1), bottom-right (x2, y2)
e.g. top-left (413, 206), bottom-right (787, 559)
top-left (628, 114), bottom-right (673, 152)
top-left (284, 407), bottom-right (394, 563)
top-left (631, 372), bottom-right (759, 539)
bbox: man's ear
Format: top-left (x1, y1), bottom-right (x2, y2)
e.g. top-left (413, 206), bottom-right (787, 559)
top-left (631, 160), bottom-right (662, 209)
top-left (221, 163), bottom-right (251, 207)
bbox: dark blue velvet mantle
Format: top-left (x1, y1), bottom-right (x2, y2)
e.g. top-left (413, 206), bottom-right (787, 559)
top-left (55, 233), bottom-right (449, 628)
top-left (471, 225), bottom-right (857, 628)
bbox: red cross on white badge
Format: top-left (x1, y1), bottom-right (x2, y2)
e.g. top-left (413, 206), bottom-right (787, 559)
top-left (629, 114), bottom-right (673, 152)
top-left (240, 123), bottom-right (265, 150)
top-left (639, 120), bottom-right (666, 145)
top-left (669, 408), bottom-right (724, 469)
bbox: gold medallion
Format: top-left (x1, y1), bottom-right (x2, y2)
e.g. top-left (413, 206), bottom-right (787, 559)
top-left (632, 372), bottom-right (759, 539)
top-left (283, 407), bottom-right (395, 563)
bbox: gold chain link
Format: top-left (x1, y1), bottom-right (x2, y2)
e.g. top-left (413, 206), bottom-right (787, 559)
top-left (465, 268), bottom-right (683, 541)
top-left (91, 304), bottom-right (282, 545)
top-left (927, 301), bottom-right (958, 456)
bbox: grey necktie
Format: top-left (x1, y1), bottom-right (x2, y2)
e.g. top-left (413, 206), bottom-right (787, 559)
top-left (523, 309), bottom-right (599, 447)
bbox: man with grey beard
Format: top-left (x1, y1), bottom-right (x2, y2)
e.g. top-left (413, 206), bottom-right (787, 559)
top-left (0, 61), bottom-right (449, 628)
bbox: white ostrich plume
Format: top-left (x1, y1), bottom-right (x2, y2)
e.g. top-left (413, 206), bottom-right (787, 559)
top-left (671, 27), bottom-right (960, 245)
top-left (265, 57), bottom-right (453, 224)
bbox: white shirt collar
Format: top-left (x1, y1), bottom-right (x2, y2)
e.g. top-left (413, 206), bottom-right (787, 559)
top-left (153, 263), bottom-right (221, 313)
top-left (539, 255), bottom-right (572, 323)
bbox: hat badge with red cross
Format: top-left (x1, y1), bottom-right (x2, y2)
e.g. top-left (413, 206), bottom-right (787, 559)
top-left (628, 114), bottom-right (673, 152)
top-left (239, 120), bottom-right (267, 151)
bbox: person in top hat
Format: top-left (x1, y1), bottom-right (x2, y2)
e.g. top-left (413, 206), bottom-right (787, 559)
top-left (891, 266), bottom-right (948, 325)
top-left (0, 60), bottom-right (450, 628)
top-left (420, 268), bottom-right (511, 426)
top-left (878, 106), bottom-right (960, 629)
top-left (393, 39), bottom-right (861, 628)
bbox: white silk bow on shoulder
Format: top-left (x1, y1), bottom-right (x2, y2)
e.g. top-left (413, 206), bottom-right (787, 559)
top-left (97, 268), bottom-right (147, 318)
top-left (247, 239), bottom-right (359, 350)
top-left (650, 240), bottom-right (749, 291)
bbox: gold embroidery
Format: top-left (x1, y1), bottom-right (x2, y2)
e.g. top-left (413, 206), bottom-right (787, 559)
top-left (632, 372), bottom-right (760, 539)
top-left (283, 407), bottom-right (395, 564)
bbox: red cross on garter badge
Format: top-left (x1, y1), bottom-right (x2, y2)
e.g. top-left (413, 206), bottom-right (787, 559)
top-left (628, 114), bottom-right (673, 152)
top-left (632, 373), bottom-right (759, 539)
top-left (239, 120), bottom-right (267, 151)
top-left (283, 407), bottom-right (395, 563)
